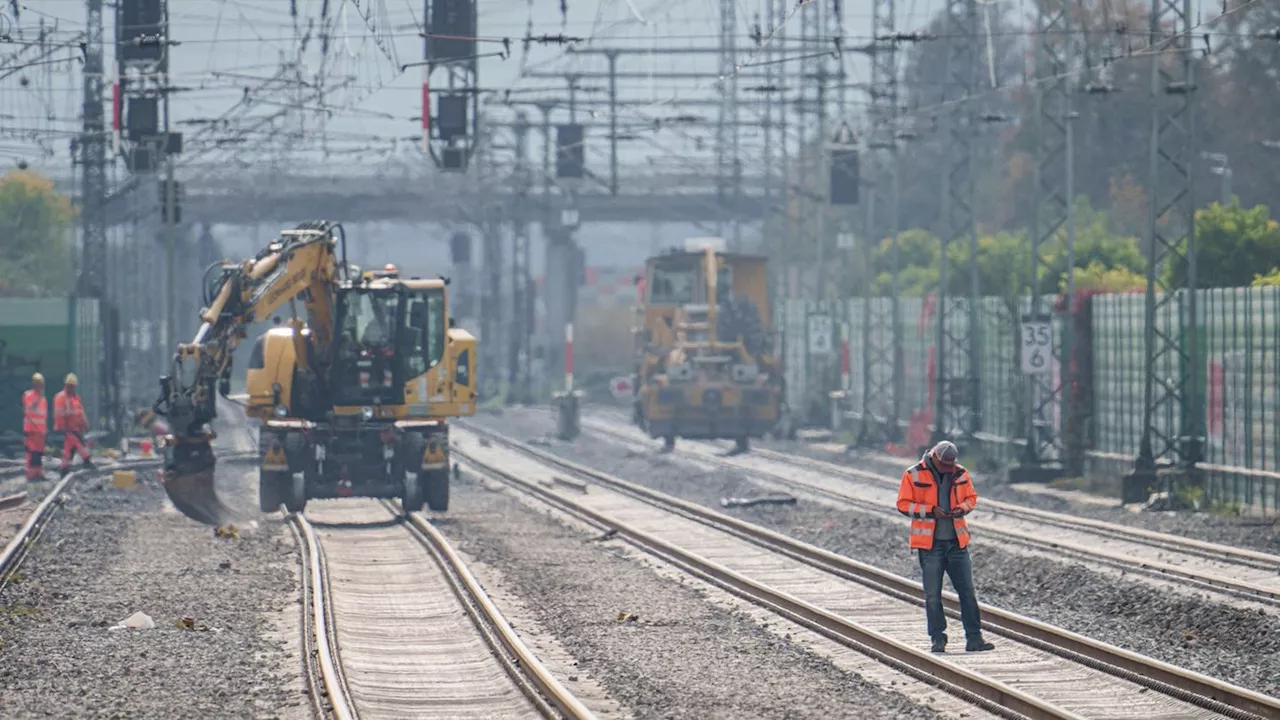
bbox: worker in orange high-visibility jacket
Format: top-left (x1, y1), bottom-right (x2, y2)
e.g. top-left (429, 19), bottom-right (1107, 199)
top-left (53, 373), bottom-right (93, 477)
top-left (22, 373), bottom-right (48, 481)
top-left (896, 440), bottom-right (994, 654)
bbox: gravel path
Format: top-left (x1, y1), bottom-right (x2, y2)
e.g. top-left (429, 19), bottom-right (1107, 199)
top-left (440, 473), bottom-right (945, 720)
top-left (470, 408), bottom-right (1280, 699)
top-left (0, 460), bottom-right (307, 719)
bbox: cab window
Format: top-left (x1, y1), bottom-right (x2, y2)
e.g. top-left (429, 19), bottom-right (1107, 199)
top-left (403, 290), bottom-right (446, 377)
top-left (248, 336), bottom-right (266, 369)
top-left (649, 264), bottom-right (696, 305)
top-left (455, 349), bottom-right (470, 387)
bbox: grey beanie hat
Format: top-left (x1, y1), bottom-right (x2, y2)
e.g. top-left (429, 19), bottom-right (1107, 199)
top-left (930, 440), bottom-right (959, 467)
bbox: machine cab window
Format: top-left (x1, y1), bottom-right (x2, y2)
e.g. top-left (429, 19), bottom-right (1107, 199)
top-left (648, 263), bottom-right (697, 305)
top-left (402, 290), bottom-right (446, 378)
top-left (647, 256), bottom-right (733, 305)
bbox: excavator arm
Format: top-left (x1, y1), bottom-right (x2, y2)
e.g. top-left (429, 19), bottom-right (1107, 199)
top-left (155, 221), bottom-right (345, 525)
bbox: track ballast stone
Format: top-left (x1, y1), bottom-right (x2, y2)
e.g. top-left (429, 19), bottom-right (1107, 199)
top-left (0, 464), bottom-right (306, 720)
top-left (442, 476), bottom-right (943, 720)
top-left (470, 408), bottom-right (1280, 699)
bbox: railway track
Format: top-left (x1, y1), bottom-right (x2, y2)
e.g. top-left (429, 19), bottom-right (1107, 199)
top-left (580, 415), bottom-right (1280, 606)
top-left (289, 497), bottom-right (594, 720)
top-left (457, 421), bottom-right (1280, 720)
top-left (0, 451), bottom-right (259, 596)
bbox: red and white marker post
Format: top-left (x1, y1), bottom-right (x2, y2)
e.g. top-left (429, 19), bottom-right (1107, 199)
top-left (564, 322), bottom-right (575, 392)
top-left (840, 324), bottom-right (851, 392)
top-left (556, 322), bottom-right (582, 440)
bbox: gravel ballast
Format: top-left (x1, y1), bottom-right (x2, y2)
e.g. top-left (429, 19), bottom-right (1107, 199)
top-left (0, 461), bottom-right (306, 719)
top-left (441, 473), bottom-right (945, 719)
top-left (470, 408), bottom-right (1280, 699)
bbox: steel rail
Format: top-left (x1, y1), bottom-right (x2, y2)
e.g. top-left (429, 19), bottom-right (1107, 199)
top-left (290, 511), bottom-right (359, 720)
top-left (454, 438), bottom-right (1078, 720)
top-left (386, 500), bottom-right (597, 720)
top-left (584, 419), bottom-right (1280, 604)
top-left (0, 457), bottom-right (161, 594)
top-left (463, 423), bottom-right (1280, 720)
top-left (0, 492), bottom-right (27, 511)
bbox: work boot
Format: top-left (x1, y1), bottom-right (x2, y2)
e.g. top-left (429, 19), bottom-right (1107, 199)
top-left (83, 458), bottom-right (96, 470)
top-left (59, 465), bottom-right (71, 479)
top-left (965, 634), bottom-right (995, 652)
top-left (930, 634), bottom-right (947, 653)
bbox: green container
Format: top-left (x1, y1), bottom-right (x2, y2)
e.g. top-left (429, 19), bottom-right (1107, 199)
top-left (0, 297), bottom-right (102, 457)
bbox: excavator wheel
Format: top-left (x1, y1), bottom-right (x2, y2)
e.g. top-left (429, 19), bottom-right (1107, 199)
top-left (284, 473), bottom-right (307, 514)
top-left (258, 470), bottom-right (287, 513)
top-left (402, 472), bottom-right (424, 514)
top-left (163, 439), bottom-right (235, 526)
top-left (424, 469), bottom-right (449, 512)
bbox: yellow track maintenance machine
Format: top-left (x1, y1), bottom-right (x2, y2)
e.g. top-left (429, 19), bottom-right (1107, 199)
top-left (154, 220), bottom-right (477, 525)
top-left (632, 238), bottom-right (783, 453)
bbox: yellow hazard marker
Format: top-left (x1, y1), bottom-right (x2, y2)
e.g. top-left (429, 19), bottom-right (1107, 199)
top-left (112, 470), bottom-right (138, 490)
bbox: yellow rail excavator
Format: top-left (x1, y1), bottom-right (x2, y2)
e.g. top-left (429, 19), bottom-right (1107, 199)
top-left (154, 220), bottom-right (477, 525)
top-left (632, 238), bottom-right (783, 453)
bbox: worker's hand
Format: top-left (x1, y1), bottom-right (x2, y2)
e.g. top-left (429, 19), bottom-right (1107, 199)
top-left (930, 507), bottom-right (951, 519)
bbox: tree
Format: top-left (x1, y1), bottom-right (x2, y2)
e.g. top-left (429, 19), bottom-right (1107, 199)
top-left (1252, 269), bottom-right (1280, 287)
top-left (1073, 262), bottom-right (1146, 292)
top-left (873, 197), bottom-right (1145, 298)
top-left (0, 170), bottom-right (75, 297)
top-left (1040, 197), bottom-right (1145, 293)
top-left (1165, 200), bottom-right (1280, 289)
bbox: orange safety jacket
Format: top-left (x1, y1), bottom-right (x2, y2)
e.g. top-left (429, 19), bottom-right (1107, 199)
top-left (896, 458), bottom-right (978, 550)
top-left (22, 389), bottom-right (47, 434)
top-left (53, 390), bottom-right (88, 434)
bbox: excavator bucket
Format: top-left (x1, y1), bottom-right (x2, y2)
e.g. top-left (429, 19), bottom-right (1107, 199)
top-left (161, 440), bottom-right (235, 526)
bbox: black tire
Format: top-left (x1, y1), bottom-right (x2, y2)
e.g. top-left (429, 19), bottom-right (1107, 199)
top-left (424, 469), bottom-right (449, 512)
top-left (284, 472), bottom-right (307, 514)
top-left (734, 436), bottom-right (749, 453)
top-left (662, 435), bottom-right (676, 452)
top-left (402, 472), bottom-right (424, 514)
top-left (258, 470), bottom-right (286, 513)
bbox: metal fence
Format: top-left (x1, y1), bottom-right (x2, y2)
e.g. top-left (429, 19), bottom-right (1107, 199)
top-left (779, 287), bottom-right (1280, 515)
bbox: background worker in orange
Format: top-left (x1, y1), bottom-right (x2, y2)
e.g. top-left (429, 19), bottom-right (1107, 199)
top-left (22, 373), bottom-right (48, 481)
top-left (54, 373), bottom-right (94, 476)
top-left (896, 440), bottom-right (994, 654)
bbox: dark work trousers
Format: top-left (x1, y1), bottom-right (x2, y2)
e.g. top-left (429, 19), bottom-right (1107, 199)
top-left (917, 537), bottom-right (983, 640)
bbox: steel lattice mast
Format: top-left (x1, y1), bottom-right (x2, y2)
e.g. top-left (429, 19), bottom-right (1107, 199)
top-left (933, 0), bottom-right (981, 443)
top-left (1018, 0), bottom-right (1073, 474)
top-left (857, 0), bottom-right (902, 447)
top-left (78, 0), bottom-right (107, 301)
top-left (1129, 0), bottom-right (1202, 493)
top-left (717, 0), bottom-right (742, 248)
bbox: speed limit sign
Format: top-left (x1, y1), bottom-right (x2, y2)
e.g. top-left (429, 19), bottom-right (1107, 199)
top-left (1020, 321), bottom-right (1052, 375)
